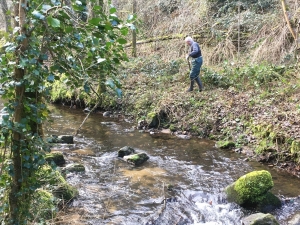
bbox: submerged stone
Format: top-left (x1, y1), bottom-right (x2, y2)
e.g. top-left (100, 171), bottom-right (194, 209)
top-left (123, 153), bottom-right (149, 166)
top-left (242, 213), bottom-right (279, 225)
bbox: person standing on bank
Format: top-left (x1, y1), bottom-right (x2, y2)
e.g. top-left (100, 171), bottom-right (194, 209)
top-left (185, 36), bottom-right (203, 92)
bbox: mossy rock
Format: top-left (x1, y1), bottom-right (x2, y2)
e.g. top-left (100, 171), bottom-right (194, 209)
top-left (225, 170), bottom-right (273, 206)
top-left (45, 151), bottom-right (66, 166)
top-left (216, 140), bottom-right (236, 149)
top-left (123, 153), bottom-right (149, 166)
top-left (256, 192), bottom-right (282, 212)
top-left (30, 189), bottom-right (57, 221)
top-left (35, 165), bottom-right (78, 202)
top-left (118, 146), bottom-right (135, 158)
top-left (62, 163), bottom-right (85, 173)
top-left (52, 182), bottom-right (78, 202)
top-left (242, 213), bottom-right (280, 225)
top-left (36, 165), bottom-right (66, 185)
top-left (46, 135), bottom-right (74, 144)
top-left (147, 112), bottom-right (159, 128)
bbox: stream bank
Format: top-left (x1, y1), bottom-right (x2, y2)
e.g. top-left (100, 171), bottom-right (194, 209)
top-left (50, 57), bottom-right (300, 180)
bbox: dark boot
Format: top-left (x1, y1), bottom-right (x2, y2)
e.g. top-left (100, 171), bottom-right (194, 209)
top-left (195, 77), bottom-right (203, 92)
top-left (187, 80), bottom-right (194, 92)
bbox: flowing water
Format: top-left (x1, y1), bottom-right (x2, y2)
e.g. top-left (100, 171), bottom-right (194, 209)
top-left (3, 100), bottom-right (300, 225)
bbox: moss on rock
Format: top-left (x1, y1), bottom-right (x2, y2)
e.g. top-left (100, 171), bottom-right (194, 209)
top-left (35, 165), bottom-right (78, 201)
top-left (256, 192), bottom-right (282, 212)
top-left (216, 140), bottom-right (236, 149)
top-left (31, 189), bottom-right (57, 221)
top-left (52, 182), bottom-right (78, 202)
top-left (45, 151), bottom-right (66, 166)
top-left (63, 163), bottom-right (85, 173)
top-left (242, 212), bottom-right (279, 225)
top-left (123, 152), bottom-right (149, 166)
top-left (225, 170), bottom-right (274, 206)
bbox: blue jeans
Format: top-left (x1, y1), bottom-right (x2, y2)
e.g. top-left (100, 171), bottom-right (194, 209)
top-left (190, 56), bottom-right (203, 89)
top-left (190, 56), bottom-right (203, 80)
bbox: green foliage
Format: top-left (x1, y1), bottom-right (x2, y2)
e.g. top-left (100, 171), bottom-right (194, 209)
top-left (30, 189), bottom-right (57, 222)
top-left (212, 0), bottom-right (278, 16)
top-left (0, 0), bottom-right (135, 223)
top-left (202, 63), bottom-right (287, 90)
top-left (216, 140), bottom-right (236, 149)
top-left (251, 124), bottom-right (279, 154)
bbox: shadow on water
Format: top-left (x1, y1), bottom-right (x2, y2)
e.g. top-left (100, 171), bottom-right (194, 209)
top-left (7, 101), bottom-right (300, 224)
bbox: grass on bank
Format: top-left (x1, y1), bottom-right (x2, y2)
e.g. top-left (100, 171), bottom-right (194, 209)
top-left (49, 54), bottom-right (300, 164)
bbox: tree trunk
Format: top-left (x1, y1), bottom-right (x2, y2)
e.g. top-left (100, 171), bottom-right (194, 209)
top-left (8, 0), bottom-right (28, 223)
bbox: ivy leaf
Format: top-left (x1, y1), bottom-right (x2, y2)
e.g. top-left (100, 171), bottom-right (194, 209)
top-left (47, 74), bottom-right (55, 82)
top-left (83, 83), bottom-right (90, 93)
top-left (115, 88), bottom-right (122, 98)
top-left (47, 17), bottom-right (60, 28)
top-left (105, 79), bottom-right (115, 88)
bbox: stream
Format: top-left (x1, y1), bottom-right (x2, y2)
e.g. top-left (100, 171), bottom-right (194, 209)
top-left (19, 103), bottom-right (300, 224)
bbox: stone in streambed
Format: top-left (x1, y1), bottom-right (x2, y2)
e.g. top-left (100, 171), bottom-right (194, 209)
top-left (118, 146), bottom-right (135, 157)
top-left (123, 153), bottom-right (149, 166)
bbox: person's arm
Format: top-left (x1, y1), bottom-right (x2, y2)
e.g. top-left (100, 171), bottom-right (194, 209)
top-left (189, 42), bottom-right (200, 58)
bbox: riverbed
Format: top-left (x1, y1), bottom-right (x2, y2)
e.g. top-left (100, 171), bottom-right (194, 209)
top-left (40, 104), bottom-right (300, 224)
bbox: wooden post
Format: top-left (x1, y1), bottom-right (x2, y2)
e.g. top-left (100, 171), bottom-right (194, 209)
top-left (132, 0), bottom-right (137, 57)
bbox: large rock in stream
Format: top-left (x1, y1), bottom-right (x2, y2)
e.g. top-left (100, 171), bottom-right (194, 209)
top-left (225, 170), bottom-right (281, 212)
top-left (118, 146), bottom-right (135, 157)
top-left (123, 153), bottom-right (149, 166)
top-left (46, 135), bottom-right (74, 144)
top-left (45, 151), bottom-right (66, 166)
top-left (242, 213), bottom-right (279, 225)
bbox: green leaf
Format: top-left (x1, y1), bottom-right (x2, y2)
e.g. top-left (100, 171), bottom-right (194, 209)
top-left (65, 26), bottom-right (74, 33)
top-left (117, 38), bottom-right (127, 44)
top-left (110, 8), bottom-right (117, 14)
top-left (120, 27), bottom-right (128, 35)
top-left (47, 17), bottom-right (60, 28)
top-left (89, 18), bottom-right (102, 25)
